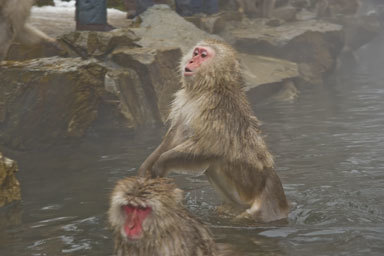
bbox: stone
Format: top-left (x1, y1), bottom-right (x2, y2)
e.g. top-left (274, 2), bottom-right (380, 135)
top-left (240, 53), bottom-right (300, 101)
top-left (227, 19), bottom-right (344, 84)
top-left (131, 5), bottom-right (218, 54)
top-left (59, 29), bottom-right (140, 58)
top-left (0, 57), bottom-right (108, 149)
top-left (5, 41), bottom-right (67, 61)
top-left (0, 153), bottom-right (21, 207)
top-left (110, 47), bottom-right (182, 122)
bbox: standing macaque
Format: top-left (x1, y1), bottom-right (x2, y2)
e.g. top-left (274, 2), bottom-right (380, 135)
top-left (108, 177), bottom-right (218, 256)
top-left (138, 39), bottom-right (289, 222)
top-left (0, 0), bottom-right (57, 61)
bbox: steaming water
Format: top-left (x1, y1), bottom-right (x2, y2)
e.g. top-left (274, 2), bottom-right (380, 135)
top-left (1, 34), bottom-right (384, 256)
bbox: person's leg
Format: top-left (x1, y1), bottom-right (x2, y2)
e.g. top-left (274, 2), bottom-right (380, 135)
top-left (205, 0), bottom-right (219, 14)
top-left (76, 0), bottom-right (115, 31)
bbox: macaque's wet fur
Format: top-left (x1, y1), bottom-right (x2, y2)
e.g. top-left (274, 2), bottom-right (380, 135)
top-left (108, 177), bottom-right (218, 256)
top-left (138, 39), bottom-right (289, 222)
top-left (0, 0), bottom-right (56, 61)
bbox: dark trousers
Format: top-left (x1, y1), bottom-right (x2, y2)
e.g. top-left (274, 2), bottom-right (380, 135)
top-left (175, 0), bottom-right (218, 16)
top-left (76, 0), bottom-right (107, 25)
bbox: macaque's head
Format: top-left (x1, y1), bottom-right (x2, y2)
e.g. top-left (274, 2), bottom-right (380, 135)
top-left (108, 177), bottom-right (183, 241)
top-left (181, 39), bottom-right (241, 88)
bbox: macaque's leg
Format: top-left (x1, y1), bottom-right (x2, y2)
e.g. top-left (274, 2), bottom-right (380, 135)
top-left (16, 24), bottom-right (56, 46)
top-left (151, 143), bottom-right (215, 178)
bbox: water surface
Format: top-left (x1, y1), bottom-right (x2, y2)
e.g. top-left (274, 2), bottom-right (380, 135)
top-left (1, 36), bottom-right (384, 256)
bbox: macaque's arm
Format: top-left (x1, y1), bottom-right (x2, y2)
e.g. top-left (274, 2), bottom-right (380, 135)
top-left (151, 140), bottom-right (216, 178)
top-left (137, 128), bottom-right (176, 177)
top-left (16, 24), bottom-right (56, 45)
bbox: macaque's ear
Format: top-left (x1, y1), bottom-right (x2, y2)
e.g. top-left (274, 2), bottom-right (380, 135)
top-left (173, 188), bottom-right (184, 203)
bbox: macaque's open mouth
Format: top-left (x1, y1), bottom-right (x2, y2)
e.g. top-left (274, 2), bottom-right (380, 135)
top-left (184, 67), bottom-right (194, 76)
top-left (123, 205), bottom-right (152, 239)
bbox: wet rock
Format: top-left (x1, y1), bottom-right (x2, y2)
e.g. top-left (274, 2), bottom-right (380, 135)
top-left (338, 14), bottom-right (381, 53)
top-left (0, 57), bottom-right (108, 149)
top-left (185, 11), bottom-right (242, 34)
top-left (110, 47), bottom-right (182, 122)
top-left (316, 0), bottom-right (360, 18)
top-left (0, 153), bottom-right (21, 207)
top-left (227, 19), bottom-right (344, 84)
top-left (132, 5), bottom-right (218, 54)
top-left (134, 5), bottom-right (299, 97)
top-left (60, 29), bottom-right (140, 58)
top-left (241, 54), bottom-right (300, 101)
top-left (5, 41), bottom-right (66, 61)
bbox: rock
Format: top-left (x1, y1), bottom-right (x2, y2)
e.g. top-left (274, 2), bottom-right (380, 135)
top-left (317, 0), bottom-right (360, 17)
top-left (5, 41), bottom-right (67, 61)
top-left (134, 5), bottom-right (299, 97)
top-left (241, 54), bottom-right (299, 90)
top-left (132, 5), bottom-right (218, 54)
top-left (34, 0), bottom-right (54, 7)
top-left (227, 19), bottom-right (344, 84)
top-left (240, 53), bottom-right (300, 101)
top-left (0, 57), bottom-right (108, 149)
top-left (110, 47), bottom-right (182, 123)
top-left (0, 153), bottom-right (21, 207)
top-left (338, 14), bottom-right (381, 52)
top-left (272, 5), bottom-right (299, 22)
top-left (60, 29), bottom-right (140, 58)
top-left (184, 11), bottom-right (242, 34)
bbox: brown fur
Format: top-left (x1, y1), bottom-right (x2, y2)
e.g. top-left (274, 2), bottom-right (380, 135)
top-left (138, 39), bottom-right (289, 222)
top-left (0, 0), bottom-right (56, 61)
top-left (108, 177), bottom-right (218, 256)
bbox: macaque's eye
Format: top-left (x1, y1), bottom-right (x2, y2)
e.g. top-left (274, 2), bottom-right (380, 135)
top-left (193, 49), bottom-right (199, 56)
top-left (201, 51), bottom-right (208, 58)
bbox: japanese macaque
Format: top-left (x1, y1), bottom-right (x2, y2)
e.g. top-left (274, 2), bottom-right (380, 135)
top-left (138, 39), bottom-right (289, 222)
top-left (0, 0), bottom-right (57, 61)
top-left (108, 177), bottom-right (218, 256)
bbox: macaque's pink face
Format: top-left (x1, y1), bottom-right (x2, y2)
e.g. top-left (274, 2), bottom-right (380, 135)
top-left (184, 46), bottom-right (215, 76)
top-left (123, 205), bottom-right (152, 240)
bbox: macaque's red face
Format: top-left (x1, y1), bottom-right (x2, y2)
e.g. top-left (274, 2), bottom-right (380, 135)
top-left (184, 46), bottom-right (215, 76)
top-left (123, 205), bottom-right (152, 240)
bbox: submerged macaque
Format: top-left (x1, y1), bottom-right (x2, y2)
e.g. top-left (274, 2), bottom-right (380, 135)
top-left (108, 177), bottom-right (218, 256)
top-left (138, 39), bottom-right (289, 222)
top-left (0, 0), bottom-right (57, 61)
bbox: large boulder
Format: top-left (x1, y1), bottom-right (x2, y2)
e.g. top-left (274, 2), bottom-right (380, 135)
top-left (131, 5), bottom-right (218, 54)
top-left (226, 19), bottom-right (344, 84)
top-left (133, 5), bottom-right (299, 93)
top-left (110, 46), bottom-right (182, 123)
top-left (60, 29), bottom-right (140, 58)
top-left (0, 153), bottom-right (21, 207)
top-left (6, 29), bottom-right (140, 61)
top-left (0, 57), bottom-right (108, 149)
